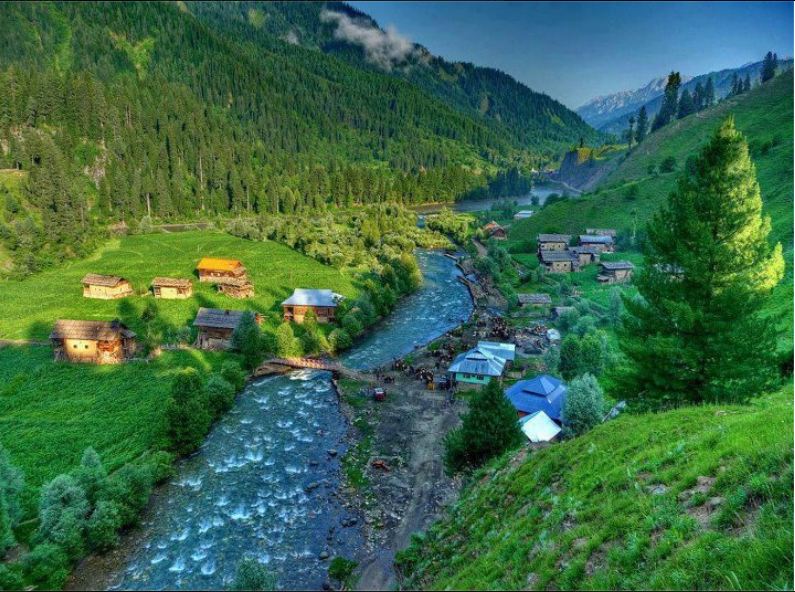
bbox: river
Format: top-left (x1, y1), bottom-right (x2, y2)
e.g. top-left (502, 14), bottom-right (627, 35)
top-left (103, 251), bottom-right (473, 591)
top-left (411, 181), bottom-right (577, 215)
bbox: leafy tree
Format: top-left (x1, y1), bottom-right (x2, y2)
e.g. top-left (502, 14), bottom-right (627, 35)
top-left (329, 328), bottom-right (353, 352)
top-left (73, 447), bottom-right (108, 507)
top-left (761, 51), bottom-right (778, 83)
top-left (37, 474), bottom-right (89, 560)
top-left (230, 558), bottom-right (275, 591)
top-left (103, 463), bottom-right (154, 528)
top-left (276, 322), bottom-right (302, 357)
top-left (220, 360), bottom-right (247, 391)
top-left (558, 335), bottom-right (583, 381)
top-left (0, 563), bottom-right (25, 590)
top-left (562, 374), bottom-right (605, 437)
top-left (329, 557), bottom-right (358, 589)
top-left (635, 106), bottom-right (648, 144)
top-left (23, 543), bottom-right (70, 590)
top-left (165, 368), bottom-right (211, 456)
top-left (206, 374), bottom-right (236, 418)
top-left (443, 380), bottom-right (523, 473)
top-left (86, 501), bottom-right (122, 552)
top-left (620, 118), bottom-right (785, 408)
top-left (232, 311), bottom-right (263, 370)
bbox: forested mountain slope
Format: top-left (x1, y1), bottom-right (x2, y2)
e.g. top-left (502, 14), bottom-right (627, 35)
top-left (185, 1), bottom-right (602, 159)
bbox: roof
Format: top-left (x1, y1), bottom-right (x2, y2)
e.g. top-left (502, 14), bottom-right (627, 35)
top-left (477, 341), bottom-right (516, 362)
top-left (537, 234), bottom-right (571, 243)
top-left (579, 234), bottom-right (614, 244)
top-left (518, 293), bottom-right (552, 305)
top-left (540, 250), bottom-right (576, 263)
top-left (216, 277), bottom-right (253, 287)
top-left (514, 210), bottom-right (534, 218)
top-left (281, 288), bottom-right (343, 308)
top-left (81, 274), bottom-right (128, 287)
top-left (505, 374), bottom-right (567, 422)
top-left (193, 307), bottom-right (247, 329)
top-left (552, 306), bottom-right (575, 316)
top-left (50, 319), bottom-right (135, 341)
top-left (546, 328), bottom-right (562, 341)
top-left (484, 221), bottom-right (503, 231)
top-left (196, 258), bottom-right (244, 272)
top-left (586, 228), bottom-right (617, 237)
top-left (519, 411), bottom-right (562, 442)
top-left (151, 277), bottom-right (192, 289)
top-left (570, 245), bottom-right (601, 255)
top-left (448, 347), bottom-right (507, 377)
top-left (600, 261), bottom-right (635, 271)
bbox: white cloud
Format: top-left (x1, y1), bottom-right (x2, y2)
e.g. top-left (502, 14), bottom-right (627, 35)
top-left (320, 9), bottom-right (419, 70)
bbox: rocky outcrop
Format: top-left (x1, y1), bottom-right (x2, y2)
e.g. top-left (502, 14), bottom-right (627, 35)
top-left (551, 149), bottom-right (617, 192)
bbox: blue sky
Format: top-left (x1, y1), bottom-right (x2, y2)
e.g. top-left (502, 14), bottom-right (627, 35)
top-left (348, 1), bottom-right (793, 108)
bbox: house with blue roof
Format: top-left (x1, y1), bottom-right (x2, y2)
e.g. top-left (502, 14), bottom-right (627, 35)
top-left (505, 374), bottom-right (568, 423)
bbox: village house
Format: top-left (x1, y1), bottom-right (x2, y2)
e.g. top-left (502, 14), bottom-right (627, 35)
top-left (196, 258), bottom-right (248, 283)
top-left (579, 234), bottom-right (615, 253)
top-left (483, 221), bottom-right (507, 240)
top-left (598, 261), bottom-right (635, 284)
top-left (50, 319), bottom-right (137, 364)
top-left (539, 249), bottom-right (579, 273)
top-left (586, 228), bottom-right (617, 237)
top-left (447, 341), bottom-right (513, 385)
top-left (193, 307), bottom-right (261, 350)
top-left (282, 288), bottom-right (343, 324)
top-left (569, 245), bottom-right (601, 266)
top-left (151, 277), bottom-right (193, 299)
top-left (518, 293), bottom-right (552, 309)
top-left (81, 274), bottom-right (134, 299)
top-left (504, 374), bottom-right (568, 422)
top-left (217, 277), bottom-right (255, 299)
top-left (513, 210), bottom-right (534, 220)
top-left (537, 233), bottom-right (571, 252)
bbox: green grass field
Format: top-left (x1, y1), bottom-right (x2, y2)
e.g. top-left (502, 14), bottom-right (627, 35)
top-left (397, 385), bottom-right (794, 590)
top-left (0, 230), bottom-right (358, 499)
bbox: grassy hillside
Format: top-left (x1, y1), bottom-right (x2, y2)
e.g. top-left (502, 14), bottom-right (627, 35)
top-left (397, 386), bottom-right (794, 590)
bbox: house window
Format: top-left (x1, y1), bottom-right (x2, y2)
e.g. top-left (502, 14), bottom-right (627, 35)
top-left (476, 375), bottom-right (484, 380)
top-left (73, 344), bottom-right (78, 349)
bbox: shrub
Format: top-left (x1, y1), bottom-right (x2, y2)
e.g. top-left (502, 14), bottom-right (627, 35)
top-left (329, 328), bottom-right (352, 352)
top-left (165, 368), bottom-right (211, 456)
top-left (0, 496), bottom-right (14, 558)
top-left (23, 543), bottom-right (69, 590)
top-left (0, 563), bottom-right (24, 590)
top-left (87, 501), bottom-right (122, 552)
top-left (329, 557), bottom-right (358, 589)
top-left (572, 315), bottom-right (597, 337)
top-left (558, 335), bottom-right (583, 381)
top-left (276, 322), bottom-right (303, 357)
top-left (221, 360), bottom-right (247, 391)
top-left (543, 346), bottom-right (560, 373)
top-left (73, 447), bottom-right (108, 507)
top-left (207, 374), bottom-right (236, 418)
top-left (232, 311), bottom-right (264, 370)
top-left (37, 474), bottom-right (89, 560)
top-left (624, 184), bottom-right (640, 201)
top-left (660, 155), bottom-right (677, 173)
top-left (230, 558), bottom-right (276, 591)
top-left (563, 373), bottom-right (605, 437)
top-left (444, 380), bottom-right (523, 473)
top-left (103, 463), bottom-right (154, 528)
top-left (0, 443), bottom-right (25, 526)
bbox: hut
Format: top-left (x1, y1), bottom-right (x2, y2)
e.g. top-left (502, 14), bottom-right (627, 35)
top-left (151, 277), bottom-right (193, 299)
top-left (483, 221), bottom-right (507, 240)
top-left (539, 250), bottom-right (579, 273)
top-left (281, 289), bottom-right (344, 324)
top-left (518, 293), bottom-right (552, 309)
top-left (217, 277), bottom-right (255, 299)
top-left (504, 374), bottom-right (568, 421)
top-left (447, 343), bottom-right (511, 386)
top-left (81, 274), bottom-right (134, 299)
top-left (569, 245), bottom-right (601, 266)
top-left (578, 234), bottom-right (615, 253)
top-left (193, 307), bottom-right (261, 350)
top-left (196, 258), bottom-right (247, 283)
top-left (50, 320), bottom-right (136, 364)
top-left (537, 234), bottom-right (571, 252)
top-left (597, 261), bottom-right (635, 284)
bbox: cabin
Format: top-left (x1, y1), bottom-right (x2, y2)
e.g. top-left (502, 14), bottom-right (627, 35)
top-left (282, 289), bottom-right (344, 324)
top-left (518, 293), bottom-right (552, 309)
top-left (217, 277), bottom-right (255, 299)
top-left (551, 306), bottom-right (575, 320)
top-left (537, 233), bottom-right (571, 252)
top-left (569, 245), bottom-right (601, 266)
top-left (196, 258), bottom-right (247, 283)
top-left (579, 234), bottom-right (615, 253)
top-left (81, 274), bottom-right (134, 299)
top-left (539, 250), bottom-right (579, 273)
top-left (483, 221), bottom-right (507, 240)
top-left (50, 320), bottom-right (136, 364)
top-left (447, 345), bottom-right (509, 385)
top-left (193, 307), bottom-right (261, 350)
top-left (597, 261), bottom-right (635, 284)
top-left (151, 277), bottom-right (193, 299)
top-left (504, 374), bottom-right (568, 422)
top-left (586, 228), bottom-right (617, 237)
top-left (514, 210), bottom-right (534, 220)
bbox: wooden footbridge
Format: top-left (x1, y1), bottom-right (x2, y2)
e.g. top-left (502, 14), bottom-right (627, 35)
top-left (254, 357), bottom-right (372, 382)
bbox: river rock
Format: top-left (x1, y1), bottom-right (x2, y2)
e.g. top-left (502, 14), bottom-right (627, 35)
top-left (319, 551), bottom-right (330, 560)
top-left (327, 449), bottom-right (338, 457)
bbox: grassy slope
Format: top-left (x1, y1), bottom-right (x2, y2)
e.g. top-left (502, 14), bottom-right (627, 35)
top-left (0, 231), bottom-right (357, 495)
top-left (398, 386), bottom-right (793, 590)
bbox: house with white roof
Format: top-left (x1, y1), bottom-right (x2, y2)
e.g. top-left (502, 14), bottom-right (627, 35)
top-left (281, 288), bottom-right (344, 324)
top-left (447, 341), bottom-right (514, 385)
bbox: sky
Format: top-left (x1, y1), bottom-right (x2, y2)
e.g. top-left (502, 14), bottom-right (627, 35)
top-left (348, 1), bottom-right (793, 109)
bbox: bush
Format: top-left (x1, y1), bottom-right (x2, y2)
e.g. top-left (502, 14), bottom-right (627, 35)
top-left (87, 500), bottom-right (122, 552)
top-left (444, 381), bottom-right (523, 473)
top-left (276, 322), bottom-right (303, 357)
top-left (660, 155), bottom-right (677, 173)
top-left (0, 444), bottom-right (25, 527)
top-left (165, 368), bottom-right (211, 456)
top-left (563, 373), bottom-right (605, 437)
top-left (23, 543), bottom-right (69, 590)
top-left (624, 184), bottom-right (640, 201)
top-left (221, 360), bottom-right (247, 391)
top-left (73, 447), bottom-right (108, 507)
top-left (572, 315), bottom-right (598, 337)
top-left (232, 311), bottom-right (264, 370)
top-left (207, 374), bottom-right (236, 418)
top-left (329, 557), bottom-right (358, 589)
top-left (230, 558), bottom-right (275, 591)
top-left (103, 463), bottom-right (153, 528)
top-left (37, 474), bottom-right (89, 560)
top-left (329, 328), bottom-right (352, 352)
top-left (543, 346), bottom-right (560, 373)
top-left (0, 563), bottom-right (25, 590)
top-left (143, 450), bottom-right (176, 485)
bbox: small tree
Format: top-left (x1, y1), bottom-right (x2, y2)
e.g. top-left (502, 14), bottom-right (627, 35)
top-left (206, 374), bottom-right (236, 418)
top-left (329, 328), bottom-right (352, 353)
top-left (543, 346), bottom-right (560, 373)
top-left (558, 335), bottom-right (583, 381)
top-left (221, 360), bottom-right (246, 391)
top-left (443, 380), bottom-right (523, 473)
top-left (0, 444), bottom-right (24, 527)
top-left (86, 500), bottom-right (122, 552)
top-left (563, 373), bottom-right (605, 437)
top-left (232, 311), bottom-right (263, 370)
top-left (230, 558), bottom-right (275, 591)
top-left (329, 556), bottom-right (358, 590)
top-left (103, 463), bottom-right (153, 528)
top-left (73, 447), bottom-right (108, 507)
top-left (37, 474), bottom-right (89, 560)
top-left (23, 543), bottom-right (70, 590)
top-left (276, 322), bottom-right (302, 357)
top-left (165, 368), bottom-right (211, 456)
top-left (607, 287), bottom-right (623, 326)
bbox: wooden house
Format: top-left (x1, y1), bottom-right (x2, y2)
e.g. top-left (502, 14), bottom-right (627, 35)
top-left (597, 261), bottom-right (635, 284)
top-left (282, 288), bottom-right (344, 324)
top-left (586, 228), bottom-right (617, 237)
top-left (50, 320), bottom-right (136, 364)
top-left (447, 342), bottom-right (513, 386)
top-left (193, 307), bottom-right (261, 350)
top-left (539, 250), bottom-right (579, 273)
top-left (82, 274), bottom-right (134, 299)
top-left (196, 258), bottom-right (247, 283)
top-left (483, 221), bottom-right (507, 240)
top-left (217, 277), bottom-right (255, 299)
top-left (569, 245), bottom-right (601, 266)
top-left (579, 234), bottom-right (615, 253)
top-left (518, 293), bottom-right (552, 309)
top-left (151, 277), bottom-right (193, 299)
top-left (537, 233), bottom-right (571, 252)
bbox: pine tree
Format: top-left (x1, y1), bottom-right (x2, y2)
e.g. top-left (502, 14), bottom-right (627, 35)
top-left (231, 311), bottom-right (263, 370)
top-left (651, 71), bottom-right (681, 131)
top-left (626, 115), bottom-right (635, 149)
top-left (761, 51), bottom-right (778, 83)
top-left (619, 118), bottom-right (785, 409)
top-left (704, 76), bottom-right (715, 107)
top-left (743, 74), bottom-right (751, 93)
top-left (677, 89), bottom-right (695, 119)
top-left (165, 368), bottom-right (211, 455)
top-left (635, 106), bottom-right (648, 144)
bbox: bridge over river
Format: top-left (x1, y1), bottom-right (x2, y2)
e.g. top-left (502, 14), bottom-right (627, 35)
top-left (254, 357), bottom-right (373, 382)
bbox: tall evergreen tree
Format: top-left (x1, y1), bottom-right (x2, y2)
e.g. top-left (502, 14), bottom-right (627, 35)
top-left (677, 89), bottom-right (695, 119)
top-left (761, 51), bottom-right (778, 82)
top-left (635, 105), bottom-right (648, 144)
top-left (743, 73), bottom-right (752, 93)
top-left (619, 118), bottom-right (785, 409)
top-left (651, 71), bottom-right (681, 131)
top-left (704, 76), bottom-right (715, 108)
